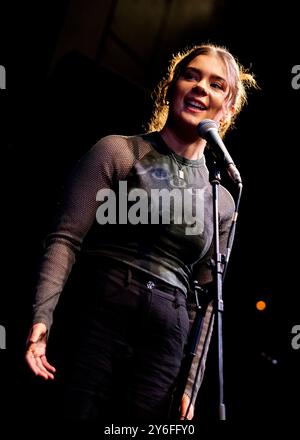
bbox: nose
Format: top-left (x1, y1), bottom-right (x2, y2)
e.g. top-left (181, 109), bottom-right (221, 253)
top-left (193, 79), bottom-right (208, 95)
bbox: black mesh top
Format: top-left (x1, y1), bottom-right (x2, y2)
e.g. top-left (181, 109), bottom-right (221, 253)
top-left (32, 131), bottom-right (235, 331)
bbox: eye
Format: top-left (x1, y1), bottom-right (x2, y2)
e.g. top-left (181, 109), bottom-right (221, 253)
top-left (211, 82), bottom-right (223, 90)
top-left (182, 70), bottom-right (199, 81)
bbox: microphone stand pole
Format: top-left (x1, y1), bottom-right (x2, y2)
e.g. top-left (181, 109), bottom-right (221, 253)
top-left (171, 158), bottom-right (242, 422)
top-left (209, 161), bottom-right (226, 421)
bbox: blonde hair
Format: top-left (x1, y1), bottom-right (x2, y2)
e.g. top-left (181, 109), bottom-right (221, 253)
top-left (146, 44), bottom-right (258, 137)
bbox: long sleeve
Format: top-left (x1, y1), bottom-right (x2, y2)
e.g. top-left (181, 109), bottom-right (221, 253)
top-left (32, 135), bottom-right (134, 331)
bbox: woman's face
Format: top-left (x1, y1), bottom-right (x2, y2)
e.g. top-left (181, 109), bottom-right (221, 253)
top-left (168, 54), bottom-right (233, 133)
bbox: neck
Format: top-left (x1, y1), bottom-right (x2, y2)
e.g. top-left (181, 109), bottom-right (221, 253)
top-left (160, 125), bottom-right (206, 160)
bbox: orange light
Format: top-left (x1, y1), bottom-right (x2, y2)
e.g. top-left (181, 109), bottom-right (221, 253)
top-left (256, 300), bottom-right (266, 311)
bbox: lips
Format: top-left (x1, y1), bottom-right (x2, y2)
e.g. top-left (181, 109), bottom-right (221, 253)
top-left (184, 98), bottom-right (208, 111)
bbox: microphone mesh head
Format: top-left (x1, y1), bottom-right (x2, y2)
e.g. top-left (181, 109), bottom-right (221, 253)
top-left (197, 119), bottom-right (218, 139)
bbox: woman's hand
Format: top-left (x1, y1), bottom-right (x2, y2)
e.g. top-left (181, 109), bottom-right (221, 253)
top-left (180, 393), bottom-right (194, 420)
top-left (25, 323), bottom-right (56, 380)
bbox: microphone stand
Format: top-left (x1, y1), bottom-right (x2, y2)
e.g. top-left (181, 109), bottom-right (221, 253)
top-left (172, 160), bottom-right (228, 421)
top-left (171, 156), bottom-right (243, 421)
top-left (209, 160), bottom-right (226, 420)
top-left (209, 159), bottom-right (243, 420)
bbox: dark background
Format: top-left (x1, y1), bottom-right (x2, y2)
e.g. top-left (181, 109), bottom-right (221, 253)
top-left (1, 0), bottom-right (299, 422)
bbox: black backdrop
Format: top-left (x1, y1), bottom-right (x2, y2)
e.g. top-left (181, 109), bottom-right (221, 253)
top-left (1, 0), bottom-right (299, 422)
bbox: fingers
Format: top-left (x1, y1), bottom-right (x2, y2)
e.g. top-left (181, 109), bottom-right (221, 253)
top-left (25, 323), bottom-right (55, 379)
top-left (41, 355), bottom-right (56, 373)
top-left (180, 408), bottom-right (194, 420)
top-left (25, 348), bottom-right (48, 379)
top-left (25, 343), bottom-right (55, 380)
top-left (35, 356), bottom-right (54, 380)
top-left (180, 394), bottom-right (194, 420)
top-left (25, 351), bottom-right (55, 379)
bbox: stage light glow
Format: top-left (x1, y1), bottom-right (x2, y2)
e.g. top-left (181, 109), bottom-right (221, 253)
top-left (256, 300), bottom-right (266, 311)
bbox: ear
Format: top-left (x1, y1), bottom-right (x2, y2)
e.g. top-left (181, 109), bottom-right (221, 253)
top-left (220, 104), bottom-right (235, 125)
top-left (228, 104), bottom-right (236, 117)
top-left (224, 104), bottom-right (236, 120)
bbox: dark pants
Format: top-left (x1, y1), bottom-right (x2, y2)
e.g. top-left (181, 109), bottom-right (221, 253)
top-left (62, 261), bottom-right (190, 422)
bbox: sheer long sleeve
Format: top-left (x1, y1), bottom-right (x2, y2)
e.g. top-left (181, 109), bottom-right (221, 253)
top-left (32, 135), bottom-right (134, 331)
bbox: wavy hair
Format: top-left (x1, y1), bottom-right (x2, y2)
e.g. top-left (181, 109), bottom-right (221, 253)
top-left (146, 44), bottom-right (258, 137)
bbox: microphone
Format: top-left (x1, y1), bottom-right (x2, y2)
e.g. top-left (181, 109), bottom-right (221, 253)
top-left (197, 119), bottom-right (242, 185)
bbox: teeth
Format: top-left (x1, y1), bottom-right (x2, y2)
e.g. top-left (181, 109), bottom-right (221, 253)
top-left (186, 100), bottom-right (206, 110)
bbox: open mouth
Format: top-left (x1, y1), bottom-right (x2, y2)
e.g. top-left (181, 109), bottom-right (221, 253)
top-left (185, 98), bottom-right (208, 111)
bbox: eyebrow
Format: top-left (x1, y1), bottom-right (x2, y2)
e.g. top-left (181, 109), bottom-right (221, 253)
top-left (184, 66), bottom-right (228, 86)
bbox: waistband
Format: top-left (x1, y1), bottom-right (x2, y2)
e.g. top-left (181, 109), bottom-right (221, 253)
top-left (84, 255), bottom-right (188, 300)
